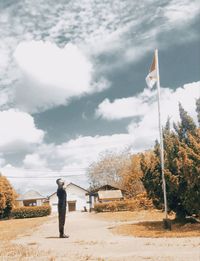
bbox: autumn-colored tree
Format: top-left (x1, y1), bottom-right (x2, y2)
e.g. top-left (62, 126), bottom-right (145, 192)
top-left (0, 174), bottom-right (17, 218)
top-left (87, 151), bottom-right (130, 189)
top-left (141, 104), bottom-right (200, 221)
top-left (121, 153), bottom-right (145, 198)
top-left (87, 150), bottom-right (145, 197)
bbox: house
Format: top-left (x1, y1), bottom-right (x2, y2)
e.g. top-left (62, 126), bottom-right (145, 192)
top-left (87, 185), bottom-right (124, 210)
top-left (48, 182), bottom-right (89, 212)
top-left (16, 190), bottom-right (47, 207)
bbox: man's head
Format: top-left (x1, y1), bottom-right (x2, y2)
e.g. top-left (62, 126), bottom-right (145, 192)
top-left (56, 178), bottom-right (65, 187)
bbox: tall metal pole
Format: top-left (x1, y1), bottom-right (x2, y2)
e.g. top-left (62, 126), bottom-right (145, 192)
top-left (155, 49), bottom-right (168, 219)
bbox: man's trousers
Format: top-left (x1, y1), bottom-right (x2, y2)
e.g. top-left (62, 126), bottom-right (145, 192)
top-left (58, 205), bottom-right (66, 236)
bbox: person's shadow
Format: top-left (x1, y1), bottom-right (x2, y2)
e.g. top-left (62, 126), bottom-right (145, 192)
top-left (45, 236), bottom-right (60, 239)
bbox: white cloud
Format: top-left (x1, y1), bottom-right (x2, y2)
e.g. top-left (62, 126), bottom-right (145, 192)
top-left (23, 153), bottom-right (47, 169)
top-left (0, 89), bottom-right (9, 107)
top-left (0, 0), bottom-right (199, 111)
top-left (1, 133), bottom-right (133, 192)
top-left (1, 0), bottom-right (199, 89)
top-left (96, 88), bottom-right (156, 120)
top-left (0, 165), bottom-right (56, 195)
top-left (96, 81), bottom-right (200, 151)
top-left (0, 109), bottom-right (44, 152)
top-left (0, 133), bottom-right (134, 194)
top-left (97, 82), bottom-right (200, 122)
top-left (0, 157), bottom-right (5, 167)
top-left (13, 41), bottom-right (108, 113)
top-left (1, 163), bottom-right (90, 195)
top-left (14, 41), bottom-right (92, 93)
top-left (96, 82), bottom-right (200, 151)
top-left (164, 0), bottom-right (200, 25)
top-left (27, 134), bottom-right (134, 170)
top-left (55, 134), bottom-right (133, 166)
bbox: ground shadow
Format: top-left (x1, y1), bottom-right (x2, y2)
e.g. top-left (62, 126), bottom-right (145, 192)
top-left (45, 236), bottom-right (60, 239)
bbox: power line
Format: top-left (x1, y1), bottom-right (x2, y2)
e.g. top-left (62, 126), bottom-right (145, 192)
top-left (0, 169), bottom-right (88, 173)
top-left (5, 174), bottom-right (86, 179)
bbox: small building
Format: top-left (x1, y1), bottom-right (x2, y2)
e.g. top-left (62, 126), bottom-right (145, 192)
top-left (16, 190), bottom-right (47, 207)
top-left (48, 182), bottom-right (89, 212)
top-left (87, 185), bottom-right (124, 210)
top-left (98, 190), bottom-right (123, 203)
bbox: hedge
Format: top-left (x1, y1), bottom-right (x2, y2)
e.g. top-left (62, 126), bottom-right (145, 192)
top-left (12, 205), bottom-right (51, 219)
top-left (94, 193), bottom-right (153, 212)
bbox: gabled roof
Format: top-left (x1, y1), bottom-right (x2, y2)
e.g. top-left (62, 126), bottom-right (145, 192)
top-left (48, 182), bottom-right (88, 198)
top-left (88, 184), bottom-right (122, 194)
top-left (98, 190), bottom-right (123, 200)
top-left (17, 190), bottom-right (46, 201)
top-left (68, 182), bottom-right (88, 192)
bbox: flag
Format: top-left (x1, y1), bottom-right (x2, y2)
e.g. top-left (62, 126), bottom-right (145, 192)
top-left (146, 51), bottom-right (157, 88)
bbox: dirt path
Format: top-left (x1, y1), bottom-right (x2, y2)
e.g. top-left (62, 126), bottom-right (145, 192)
top-left (14, 212), bottom-right (200, 261)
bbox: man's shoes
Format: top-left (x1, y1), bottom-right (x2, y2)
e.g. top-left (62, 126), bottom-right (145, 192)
top-left (59, 234), bottom-right (69, 238)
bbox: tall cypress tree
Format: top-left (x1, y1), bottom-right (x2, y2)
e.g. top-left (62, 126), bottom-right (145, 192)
top-left (196, 97), bottom-right (200, 126)
top-left (173, 103), bottom-right (196, 142)
top-left (141, 104), bottom-right (200, 221)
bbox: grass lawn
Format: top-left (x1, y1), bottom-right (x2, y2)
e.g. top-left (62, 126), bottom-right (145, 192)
top-left (0, 216), bottom-right (55, 260)
top-left (94, 209), bottom-right (174, 222)
top-left (0, 216), bottom-right (49, 240)
top-left (112, 220), bottom-right (200, 238)
top-left (95, 210), bottom-right (200, 238)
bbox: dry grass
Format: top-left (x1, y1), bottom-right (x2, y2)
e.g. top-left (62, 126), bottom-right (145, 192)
top-left (113, 221), bottom-right (200, 238)
top-left (0, 216), bottom-right (55, 260)
top-left (95, 210), bottom-right (200, 238)
top-left (94, 209), bottom-right (175, 222)
top-left (0, 216), bottom-right (50, 241)
top-left (0, 242), bottom-right (56, 261)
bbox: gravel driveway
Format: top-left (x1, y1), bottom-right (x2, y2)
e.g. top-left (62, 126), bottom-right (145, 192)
top-left (14, 212), bottom-right (200, 261)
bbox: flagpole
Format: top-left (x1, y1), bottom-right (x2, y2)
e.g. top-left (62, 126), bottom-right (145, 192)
top-left (155, 49), bottom-right (168, 220)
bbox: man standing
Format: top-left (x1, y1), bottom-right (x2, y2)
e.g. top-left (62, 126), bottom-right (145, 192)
top-left (56, 178), bottom-right (69, 238)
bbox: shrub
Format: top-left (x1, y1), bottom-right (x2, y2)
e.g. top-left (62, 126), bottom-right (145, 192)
top-left (94, 193), bottom-right (153, 212)
top-left (12, 205), bottom-right (51, 219)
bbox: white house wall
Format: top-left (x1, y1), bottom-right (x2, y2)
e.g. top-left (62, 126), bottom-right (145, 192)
top-left (49, 184), bottom-right (88, 212)
top-left (49, 193), bottom-right (58, 212)
top-left (67, 184), bottom-right (87, 211)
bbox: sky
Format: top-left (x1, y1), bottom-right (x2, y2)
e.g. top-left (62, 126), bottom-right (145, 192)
top-left (0, 0), bottom-right (200, 195)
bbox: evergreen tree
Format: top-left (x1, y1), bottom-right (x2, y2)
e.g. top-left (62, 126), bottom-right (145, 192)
top-left (141, 104), bottom-right (200, 221)
top-left (196, 97), bottom-right (200, 126)
top-left (173, 103), bottom-right (196, 142)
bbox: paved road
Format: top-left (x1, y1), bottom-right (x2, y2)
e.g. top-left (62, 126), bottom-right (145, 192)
top-left (14, 212), bottom-right (200, 261)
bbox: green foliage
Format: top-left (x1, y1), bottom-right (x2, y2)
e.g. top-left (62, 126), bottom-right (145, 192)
top-left (12, 205), bottom-right (51, 219)
top-left (0, 174), bottom-right (17, 219)
top-left (94, 193), bottom-right (153, 212)
top-left (141, 103), bottom-right (200, 220)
